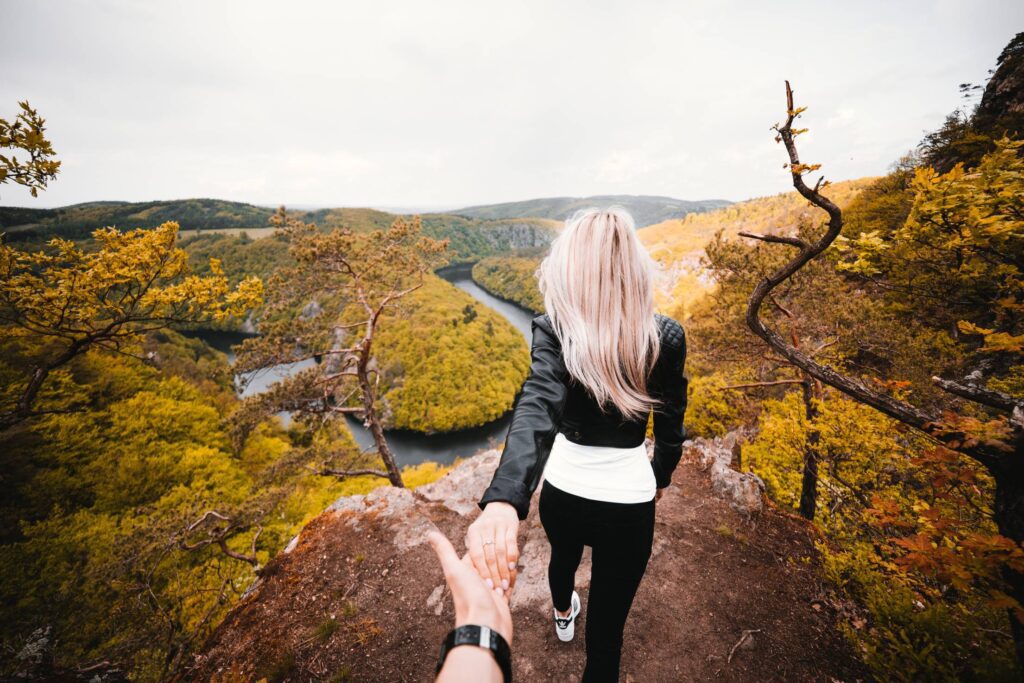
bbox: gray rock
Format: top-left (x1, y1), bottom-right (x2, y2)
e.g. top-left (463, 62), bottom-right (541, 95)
top-left (479, 222), bottom-right (557, 251)
top-left (417, 450), bottom-right (500, 516)
top-left (686, 433), bottom-right (764, 516)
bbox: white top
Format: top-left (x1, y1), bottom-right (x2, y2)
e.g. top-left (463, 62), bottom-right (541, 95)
top-left (541, 432), bottom-right (657, 504)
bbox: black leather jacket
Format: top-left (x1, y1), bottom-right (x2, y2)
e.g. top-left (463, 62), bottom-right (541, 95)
top-left (478, 313), bottom-right (688, 520)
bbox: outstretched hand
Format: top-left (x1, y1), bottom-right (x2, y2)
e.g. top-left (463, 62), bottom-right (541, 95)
top-left (465, 501), bottom-right (520, 596)
top-left (427, 530), bottom-right (513, 645)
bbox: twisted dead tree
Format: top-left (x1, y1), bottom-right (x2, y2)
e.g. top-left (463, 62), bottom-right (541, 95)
top-left (744, 80), bottom-right (1024, 661)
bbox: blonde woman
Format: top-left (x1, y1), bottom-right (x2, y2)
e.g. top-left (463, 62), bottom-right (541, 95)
top-left (467, 207), bottom-right (688, 682)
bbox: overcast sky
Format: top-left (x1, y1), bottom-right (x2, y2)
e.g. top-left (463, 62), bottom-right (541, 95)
top-left (2, 1), bottom-right (1021, 210)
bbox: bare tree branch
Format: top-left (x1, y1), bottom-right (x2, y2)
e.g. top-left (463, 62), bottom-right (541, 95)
top-left (739, 231), bottom-right (808, 249)
top-left (723, 379), bottom-right (807, 391)
top-left (179, 510), bottom-right (260, 567)
top-left (316, 467), bottom-right (390, 479)
top-left (932, 376), bottom-right (1024, 414)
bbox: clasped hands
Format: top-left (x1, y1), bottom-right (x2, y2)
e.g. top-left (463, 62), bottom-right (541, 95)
top-left (428, 501), bottom-right (521, 640)
top-left (428, 490), bottom-right (666, 655)
top-left (427, 501), bottom-right (520, 681)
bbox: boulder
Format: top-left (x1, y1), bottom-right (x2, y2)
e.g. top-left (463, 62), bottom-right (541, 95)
top-left (684, 433), bottom-right (765, 516)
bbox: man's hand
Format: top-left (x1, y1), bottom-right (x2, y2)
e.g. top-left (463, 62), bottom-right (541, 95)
top-left (465, 501), bottom-right (520, 595)
top-left (655, 488), bottom-right (666, 503)
top-left (428, 530), bottom-right (513, 645)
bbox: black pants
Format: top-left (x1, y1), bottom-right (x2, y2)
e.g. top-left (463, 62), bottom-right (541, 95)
top-left (538, 480), bottom-right (655, 683)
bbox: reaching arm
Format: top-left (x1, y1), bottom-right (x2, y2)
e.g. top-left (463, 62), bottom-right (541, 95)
top-left (651, 323), bottom-right (688, 489)
top-left (467, 316), bottom-right (568, 596)
top-left (478, 316), bottom-right (569, 520)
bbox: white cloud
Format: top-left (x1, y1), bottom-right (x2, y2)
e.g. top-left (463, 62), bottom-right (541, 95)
top-left (1, 0), bottom-right (1021, 208)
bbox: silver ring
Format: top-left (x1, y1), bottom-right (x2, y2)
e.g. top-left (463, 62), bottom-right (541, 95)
top-left (483, 540), bottom-right (495, 546)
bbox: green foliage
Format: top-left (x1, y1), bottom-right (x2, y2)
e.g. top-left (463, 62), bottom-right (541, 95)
top-left (0, 342), bottom-right (259, 676)
top-left (1, 198), bottom-right (558, 263)
top-left (744, 391), bottom-right (919, 525)
top-left (0, 331), bottom-right (454, 679)
top-left (306, 207), bottom-right (558, 262)
top-left (184, 231), bottom-right (294, 284)
top-left (375, 276), bottom-right (530, 432)
top-left (0, 101), bottom-right (60, 197)
top-left (0, 198), bottom-right (275, 241)
top-left (233, 210), bottom-right (527, 437)
top-left (919, 32), bottom-right (1024, 174)
top-left (839, 138), bottom-right (1024, 354)
top-left (823, 544), bottom-right (1019, 682)
top-left (744, 390), bottom-right (1020, 679)
top-left (742, 392), bottom-right (808, 507)
top-left (683, 373), bottom-right (745, 439)
top-left (418, 215), bottom-right (556, 263)
top-left (0, 221), bottom-right (262, 429)
top-left (472, 256), bottom-right (544, 313)
top-left (314, 617), bottom-right (340, 642)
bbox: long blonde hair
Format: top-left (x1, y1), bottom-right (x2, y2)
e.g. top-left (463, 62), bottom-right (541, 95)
top-left (537, 206), bottom-right (662, 420)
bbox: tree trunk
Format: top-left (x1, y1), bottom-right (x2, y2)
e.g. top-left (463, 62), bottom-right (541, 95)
top-left (364, 400), bottom-right (404, 488)
top-left (798, 378), bottom-right (820, 520)
top-left (356, 345), bottom-right (404, 488)
top-left (1, 338), bottom-right (86, 431)
top-left (992, 457), bottom-right (1024, 665)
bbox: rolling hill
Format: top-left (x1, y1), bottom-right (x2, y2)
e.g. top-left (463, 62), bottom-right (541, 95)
top-left (0, 198), bottom-right (560, 263)
top-left (450, 194), bottom-right (732, 228)
top-left (637, 177), bottom-right (877, 319)
top-left (0, 198), bottom-right (274, 239)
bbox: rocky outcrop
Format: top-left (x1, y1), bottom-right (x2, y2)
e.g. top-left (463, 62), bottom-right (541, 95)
top-left (684, 431), bottom-right (766, 517)
top-left (190, 433), bottom-right (865, 682)
top-left (9, 626), bottom-right (127, 682)
top-left (974, 31), bottom-right (1024, 135)
top-left (478, 221), bottom-right (557, 251)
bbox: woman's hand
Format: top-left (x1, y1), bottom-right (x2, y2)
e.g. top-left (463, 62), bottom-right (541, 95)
top-left (428, 530), bottom-right (513, 644)
top-left (655, 488), bottom-right (665, 503)
top-left (465, 501), bottom-right (520, 595)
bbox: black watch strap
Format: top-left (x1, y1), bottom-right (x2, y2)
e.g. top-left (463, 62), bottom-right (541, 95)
top-left (435, 624), bottom-right (512, 682)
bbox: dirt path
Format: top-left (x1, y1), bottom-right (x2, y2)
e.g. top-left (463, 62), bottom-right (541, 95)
top-left (188, 447), bottom-right (868, 682)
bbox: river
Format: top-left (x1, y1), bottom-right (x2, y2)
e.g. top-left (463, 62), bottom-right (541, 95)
top-left (194, 263), bottom-right (536, 467)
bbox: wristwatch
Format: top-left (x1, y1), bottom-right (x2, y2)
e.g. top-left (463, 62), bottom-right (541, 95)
top-left (435, 624), bottom-right (512, 682)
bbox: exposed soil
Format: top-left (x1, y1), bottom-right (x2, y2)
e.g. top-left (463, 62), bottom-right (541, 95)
top-left (187, 449), bottom-right (869, 682)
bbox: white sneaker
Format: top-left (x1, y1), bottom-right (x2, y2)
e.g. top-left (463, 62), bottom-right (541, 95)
top-left (553, 590), bottom-right (581, 642)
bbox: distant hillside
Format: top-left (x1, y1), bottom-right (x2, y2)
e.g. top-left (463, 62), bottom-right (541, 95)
top-left (637, 177), bottom-right (876, 319)
top-left (638, 178), bottom-right (875, 263)
top-left (0, 195), bottom-right (724, 242)
top-left (451, 195), bottom-right (731, 228)
top-left (0, 199), bottom-right (559, 262)
top-left (0, 198), bottom-right (274, 240)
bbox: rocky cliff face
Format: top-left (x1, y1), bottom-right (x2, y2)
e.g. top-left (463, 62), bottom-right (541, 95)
top-left (188, 435), bottom-right (865, 682)
top-left (479, 221), bottom-right (557, 251)
top-left (974, 31), bottom-right (1024, 136)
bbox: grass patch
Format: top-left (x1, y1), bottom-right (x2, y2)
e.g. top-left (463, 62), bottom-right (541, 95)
top-left (715, 523), bottom-right (748, 543)
top-left (259, 651), bottom-right (297, 683)
top-left (314, 616), bottom-right (340, 642)
top-left (328, 664), bottom-right (354, 682)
